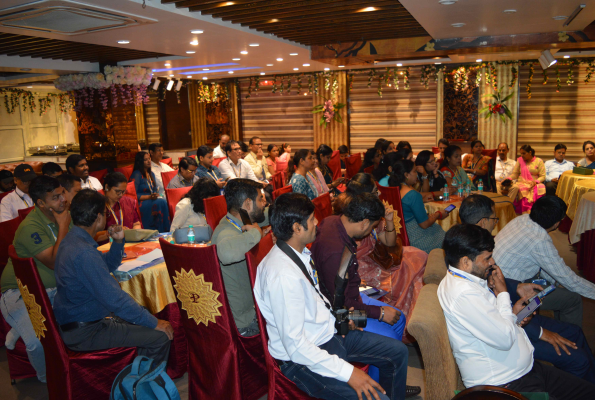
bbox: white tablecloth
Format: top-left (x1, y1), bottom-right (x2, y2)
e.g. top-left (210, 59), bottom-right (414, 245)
top-left (569, 191), bottom-right (595, 244)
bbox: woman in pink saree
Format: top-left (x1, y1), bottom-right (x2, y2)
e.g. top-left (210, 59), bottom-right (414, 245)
top-left (503, 144), bottom-right (546, 214)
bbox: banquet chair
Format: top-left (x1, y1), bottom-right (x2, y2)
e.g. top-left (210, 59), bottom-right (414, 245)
top-left (178, 155), bottom-right (196, 163)
top-left (312, 192), bottom-right (332, 222)
top-left (114, 165), bottom-right (134, 181)
top-left (89, 169), bottom-right (108, 186)
top-left (159, 239), bottom-right (267, 400)
top-left (162, 157), bottom-right (173, 169)
top-left (452, 386), bottom-right (528, 399)
top-left (276, 160), bottom-right (289, 177)
top-left (377, 185), bottom-right (410, 246)
top-left (272, 185), bottom-right (292, 200)
top-left (328, 150), bottom-right (342, 180)
top-left (9, 246), bottom-right (137, 400)
top-left (124, 182), bottom-right (143, 228)
top-left (203, 194), bottom-right (227, 231)
top-left (0, 190), bottom-right (13, 202)
top-left (161, 171), bottom-right (178, 190)
top-left (246, 233), bottom-right (275, 282)
top-left (18, 206), bottom-right (34, 221)
top-left (363, 165), bottom-right (375, 174)
top-left (212, 157), bottom-right (224, 168)
top-left (345, 153), bottom-right (362, 180)
top-left (271, 171), bottom-right (285, 191)
top-left (165, 187), bottom-right (191, 219)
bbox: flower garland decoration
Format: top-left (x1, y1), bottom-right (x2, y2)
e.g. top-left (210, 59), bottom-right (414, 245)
top-left (297, 74), bottom-right (302, 95)
top-left (377, 74), bottom-right (383, 97)
top-left (489, 63), bottom-right (498, 91)
top-left (393, 68), bottom-right (399, 90)
top-left (405, 67), bottom-right (411, 90)
top-left (556, 65), bottom-right (561, 92)
top-left (368, 69), bottom-right (375, 88)
top-left (312, 97), bottom-right (346, 128)
top-left (585, 61), bottom-right (594, 84)
top-left (509, 66), bottom-right (518, 88)
top-left (479, 87), bottom-right (515, 123)
top-left (567, 63), bottom-right (574, 85)
top-left (542, 68), bottom-right (548, 85)
top-left (527, 63), bottom-right (534, 99)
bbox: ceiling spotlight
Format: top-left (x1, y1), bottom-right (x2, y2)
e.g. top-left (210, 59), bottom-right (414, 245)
top-left (266, 64), bottom-right (274, 66)
top-left (277, 58), bottom-right (283, 61)
top-left (228, 71), bottom-right (234, 74)
top-left (438, 0), bottom-right (457, 4)
top-left (359, 7), bottom-right (377, 12)
top-left (203, 77), bottom-right (208, 80)
top-left (553, 16), bottom-right (568, 20)
top-left (563, 55), bottom-right (570, 58)
top-left (451, 23), bottom-right (466, 28)
top-left (27, 86), bottom-right (33, 88)
top-left (153, 80), bottom-right (161, 90)
top-left (324, 67), bottom-right (330, 71)
top-left (396, 63), bottom-right (402, 67)
top-left (225, 2), bottom-right (234, 5)
top-left (435, 62), bottom-right (442, 65)
top-left (303, 63), bottom-right (310, 67)
top-left (190, 41), bottom-right (199, 45)
top-left (164, 63), bottom-right (171, 66)
top-left (170, 74), bottom-right (174, 77)
top-left (203, 68), bottom-right (210, 70)
top-left (232, 58), bottom-right (241, 61)
top-left (166, 80), bottom-right (175, 91)
top-left (187, 76), bottom-right (192, 78)
top-left (186, 51), bottom-right (195, 54)
top-left (260, 72), bottom-right (265, 75)
top-left (564, 4), bottom-right (586, 27)
top-left (289, 53), bottom-right (298, 56)
top-left (175, 81), bottom-right (183, 91)
top-left (338, 65), bottom-right (345, 68)
top-left (240, 51), bottom-right (248, 54)
top-left (117, 40), bottom-right (130, 44)
top-left (476, 59), bottom-right (482, 62)
top-left (270, 18), bottom-right (279, 23)
top-left (503, 9), bottom-right (516, 14)
top-left (249, 43), bottom-right (259, 47)
top-left (293, 68), bottom-right (299, 71)
top-left (538, 49), bottom-right (557, 69)
top-left (190, 30), bottom-right (203, 34)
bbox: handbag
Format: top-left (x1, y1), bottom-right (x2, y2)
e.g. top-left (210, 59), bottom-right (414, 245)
top-left (110, 356), bottom-right (180, 400)
top-left (369, 235), bottom-right (403, 270)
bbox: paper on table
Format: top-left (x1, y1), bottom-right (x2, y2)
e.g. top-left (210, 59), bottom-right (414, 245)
top-left (117, 260), bottom-right (148, 272)
top-left (136, 249), bottom-right (164, 263)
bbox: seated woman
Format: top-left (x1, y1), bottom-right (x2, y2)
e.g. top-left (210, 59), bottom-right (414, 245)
top-left (396, 141), bottom-right (412, 152)
top-left (503, 144), bottom-right (546, 214)
top-left (170, 177), bottom-right (220, 233)
top-left (578, 140), bottom-right (595, 169)
top-left (440, 145), bottom-right (477, 191)
top-left (415, 150), bottom-right (447, 194)
top-left (374, 152), bottom-right (401, 187)
top-left (395, 148), bottom-right (413, 162)
top-left (462, 140), bottom-right (491, 189)
top-left (390, 160), bottom-right (446, 253)
top-left (130, 151), bottom-right (170, 232)
top-left (103, 172), bottom-right (141, 230)
top-left (266, 144), bottom-right (279, 176)
top-left (287, 149), bottom-right (318, 200)
top-left (315, 144), bottom-right (345, 195)
top-left (381, 140), bottom-right (396, 155)
top-left (332, 173), bottom-right (428, 320)
top-left (359, 147), bottom-right (382, 173)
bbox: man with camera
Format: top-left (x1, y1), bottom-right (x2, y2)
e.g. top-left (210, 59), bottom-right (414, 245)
top-left (254, 193), bottom-right (408, 400)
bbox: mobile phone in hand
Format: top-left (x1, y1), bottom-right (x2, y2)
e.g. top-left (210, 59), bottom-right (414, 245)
top-left (238, 208), bottom-right (252, 226)
top-left (444, 204), bottom-right (456, 213)
top-left (516, 296), bottom-right (542, 324)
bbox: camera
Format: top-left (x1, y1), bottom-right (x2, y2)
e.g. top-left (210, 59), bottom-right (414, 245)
top-left (332, 247), bottom-right (367, 335)
top-left (335, 309), bottom-right (367, 335)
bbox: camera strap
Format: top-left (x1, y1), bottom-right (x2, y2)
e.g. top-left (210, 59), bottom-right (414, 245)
top-left (276, 240), bottom-right (332, 312)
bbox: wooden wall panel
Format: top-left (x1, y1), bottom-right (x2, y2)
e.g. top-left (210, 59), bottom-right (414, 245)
top-left (313, 72), bottom-right (349, 152)
top-left (135, 104), bottom-right (146, 142)
top-left (187, 82), bottom-right (207, 149)
top-left (349, 68), bottom-right (437, 155)
top-left (518, 65), bottom-right (595, 161)
top-left (144, 93), bottom-right (161, 145)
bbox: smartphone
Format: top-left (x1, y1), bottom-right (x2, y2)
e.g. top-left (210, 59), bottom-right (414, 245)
top-left (444, 204), bottom-right (456, 213)
top-left (516, 296), bottom-right (542, 324)
top-left (529, 284), bottom-right (556, 303)
top-left (238, 208), bottom-right (252, 226)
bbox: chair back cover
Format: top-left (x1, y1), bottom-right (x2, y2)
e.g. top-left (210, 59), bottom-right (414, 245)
top-left (272, 185), bottom-right (292, 200)
top-left (203, 195), bottom-right (227, 231)
top-left (165, 187), bottom-right (191, 219)
top-left (0, 216), bottom-right (21, 274)
top-left (363, 165), bottom-right (374, 174)
top-left (162, 158), bottom-right (173, 168)
top-left (124, 182), bottom-right (142, 228)
top-left (212, 157), bottom-right (224, 167)
top-left (159, 239), bottom-right (267, 400)
top-left (246, 233), bottom-right (275, 282)
top-left (275, 160), bottom-right (289, 177)
top-left (18, 206), bottom-right (34, 221)
top-left (312, 192), bottom-right (332, 223)
top-left (114, 165), bottom-right (134, 181)
top-left (161, 171), bottom-right (178, 190)
top-left (89, 169), bottom-right (108, 186)
top-left (431, 146), bottom-right (440, 155)
top-left (327, 150), bottom-right (342, 180)
top-left (271, 172), bottom-right (285, 191)
top-left (345, 153), bottom-right (362, 180)
top-left (377, 185), bottom-right (410, 246)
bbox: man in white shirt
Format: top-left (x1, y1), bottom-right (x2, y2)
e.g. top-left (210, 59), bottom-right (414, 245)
top-left (213, 134), bottom-right (230, 159)
top-left (148, 142), bottom-right (174, 195)
top-left (438, 224), bottom-right (595, 397)
top-left (244, 136), bottom-right (271, 182)
top-left (0, 164), bottom-right (35, 221)
top-left (219, 141), bottom-right (259, 182)
top-left (544, 144), bottom-right (575, 196)
top-left (494, 142), bottom-right (516, 195)
top-left (65, 155), bottom-right (102, 191)
top-left (494, 196), bottom-right (592, 328)
top-left (254, 192), bottom-right (409, 400)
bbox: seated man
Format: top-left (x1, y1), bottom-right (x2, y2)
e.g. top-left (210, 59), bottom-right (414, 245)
top-left (42, 162), bottom-right (63, 178)
top-left (211, 179), bottom-right (268, 336)
top-left (460, 195), bottom-right (595, 383)
top-left (254, 192), bottom-right (408, 400)
top-left (0, 170), bottom-right (15, 193)
top-left (244, 136), bottom-right (272, 183)
top-left (65, 154), bottom-right (102, 191)
top-left (53, 189), bottom-right (172, 364)
top-left (195, 145), bottom-right (226, 189)
top-left (56, 174), bottom-right (82, 208)
top-left (149, 142), bottom-right (174, 195)
top-left (494, 195), bottom-right (592, 328)
top-left (495, 142), bottom-right (516, 195)
top-left (0, 175), bottom-right (71, 382)
top-left (438, 224), bottom-right (595, 397)
top-left (0, 164), bottom-right (35, 222)
top-left (544, 144), bottom-right (575, 196)
top-left (213, 134), bottom-right (230, 159)
top-left (167, 156), bottom-right (199, 189)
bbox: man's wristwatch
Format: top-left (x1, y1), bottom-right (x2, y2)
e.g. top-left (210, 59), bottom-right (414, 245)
top-left (420, 174), bottom-right (428, 180)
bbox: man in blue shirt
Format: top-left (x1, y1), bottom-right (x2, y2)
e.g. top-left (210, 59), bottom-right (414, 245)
top-left (53, 189), bottom-right (173, 364)
top-left (196, 145), bottom-right (226, 190)
top-left (545, 144), bottom-right (575, 196)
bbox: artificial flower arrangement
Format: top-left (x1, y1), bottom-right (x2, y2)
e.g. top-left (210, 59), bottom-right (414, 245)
top-left (479, 87), bottom-right (515, 123)
top-left (312, 98), bottom-right (346, 127)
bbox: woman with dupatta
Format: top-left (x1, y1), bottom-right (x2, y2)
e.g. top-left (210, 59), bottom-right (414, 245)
top-left (462, 140), bottom-right (491, 189)
top-left (578, 140), bottom-right (595, 169)
top-left (503, 144), bottom-right (546, 214)
top-left (440, 145), bottom-right (477, 191)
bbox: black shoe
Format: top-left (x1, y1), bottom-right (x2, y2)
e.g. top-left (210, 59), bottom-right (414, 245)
top-left (405, 385), bottom-right (421, 398)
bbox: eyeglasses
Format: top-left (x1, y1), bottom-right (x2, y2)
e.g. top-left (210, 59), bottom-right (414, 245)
top-left (487, 217), bottom-right (499, 223)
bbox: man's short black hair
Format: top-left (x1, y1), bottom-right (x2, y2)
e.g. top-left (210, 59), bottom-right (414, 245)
top-left (197, 145), bottom-right (213, 159)
top-left (249, 136), bottom-right (261, 145)
top-left (70, 189), bottom-right (105, 227)
top-left (103, 172), bottom-right (128, 190)
top-left (225, 140), bottom-right (241, 155)
top-left (148, 143), bottom-right (163, 153)
top-left (554, 143), bottom-right (567, 151)
top-left (270, 192), bottom-right (315, 241)
top-left (239, 141), bottom-right (248, 153)
top-left (374, 138), bottom-right (387, 150)
top-left (529, 196), bottom-right (568, 230)
top-left (56, 174), bottom-right (81, 192)
top-left (343, 193), bottom-right (384, 223)
top-left (459, 195), bottom-right (495, 225)
top-left (443, 224), bottom-right (495, 269)
top-left (179, 157), bottom-right (198, 170)
top-left (65, 154), bottom-right (85, 173)
top-left (29, 175), bottom-right (61, 205)
top-left (224, 178), bottom-right (261, 212)
top-left (42, 162), bottom-right (63, 176)
top-left (338, 145), bottom-right (349, 154)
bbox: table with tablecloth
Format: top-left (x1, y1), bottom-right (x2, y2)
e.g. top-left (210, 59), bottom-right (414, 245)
top-left (566, 179), bottom-right (595, 220)
top-left (424, 191), bottom-right (517, 234)
top-left (569, 191), bottom-right (595, 283)
top-left (555, 170), bottom-right (595, 205)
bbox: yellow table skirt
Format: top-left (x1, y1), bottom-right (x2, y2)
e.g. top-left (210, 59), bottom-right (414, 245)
top-left (556, 170), bottom-right (595, 205)
top-left (567, 179), bottom-right (595, 220)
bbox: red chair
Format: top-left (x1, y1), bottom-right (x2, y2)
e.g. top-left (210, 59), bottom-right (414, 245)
top-left (377, 185), bottom-right (410, 246)
top-left (363, 165), bottom-right (374, 174)
top-left (328, 150), bottom-right (342, 180)
top-left (212, 157), bottom-right (224, 168)
top-left (272, 185), bottom-right (292, 200)
top-left (162, 157), bottom-right (173, 168)
top-left (344, 153), bottom-right (362, 180)
top-left (18, 206), bottom-right (34, 221)
top-left (9, 246), bottom-right (137, 400)
top-left (114, 165), bottom-right (133, 181)
top-left (89, 169), bottom-right (108, 186)
top-left (165, 187), bottom-right (191, 219)
top-left (271, 172), bottom-right (285, 191)
top-left (123, 182), bottom-right (143, 228)
top-left (178, 155), bottom-right (197, 163)
top-left (312, 192), bottom-right (332, 222)
top-left (161, 171), bottom-right (178, 190)
top-left (431, 146), bottom-right (440, 155)
top-left (203, 195), bottom-right (227, 231)
top-left (275, 160), bottom-right (289, 177)
top-left (0, 190), bottom-right (12, 202)
top-left (159, 240), bottom-right (267, 400)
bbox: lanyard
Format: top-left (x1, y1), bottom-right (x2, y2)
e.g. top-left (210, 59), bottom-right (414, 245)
top-left (308, 171), bottom-right (322, 186)
top-left (371, 229), bottom-right (378, 241)
top-left (206, 169), bottom-right (218, 181)
top-left (146, 174), bottom-right (155, 193)
top-left (226, 216), bottom-right (243, 232)
top-left (16, 191), bottom-right (31, 207)
top-left (448, 268), bottom-right (495, 297)
top-left (107, 202), bottom-right (123, 226)
top-left (230, 162), bottom-right (241, 178)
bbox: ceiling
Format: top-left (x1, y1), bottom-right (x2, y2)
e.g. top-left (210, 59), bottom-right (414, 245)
top-left (164, 0), bottom-right (429, 46)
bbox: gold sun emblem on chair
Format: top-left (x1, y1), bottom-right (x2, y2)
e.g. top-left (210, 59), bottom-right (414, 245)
top-left (16, 278), bottom-right (47, 339)
top-left (173, 269), bottom-right (222, 327)
top-left (382, 200), bottom-right (402, 235)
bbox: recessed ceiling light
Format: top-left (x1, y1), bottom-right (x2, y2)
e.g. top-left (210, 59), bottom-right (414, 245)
top-left (203, 68), bottom-right (210, 70)
top-left (240, 51), bottom-right (248, 54)
top-left (249, 43), bottom-right (259, 47)
top-left (187, 76), bottom-right (192, 78)
top-left (476, 59), bottom-right (482, 62)
top-left (233, 58), bottom-right (241, 61)
top-left (303, 63), bottom-right (310, 67)
top-left (324, 67), bottom-right (330, 71)
top-left (118, 40), bottom-right (130, 44)
top-left (289, 53), bottom-right (298, 56)
top-left (190, 30), bottom-right (203, 34)
top-left (435, 62), bottom-right (442, 65)
top-left (26, 86), bottom-right (32, 88)
top-left (503, 9), bottom-right (516, 14)
top-left (225, 2), bottom-right (234, 5)
top-left (553, 16), bottom-right (568, 20)
top-left (203, 77), bottom-right (208, 80)
top-left (293, 68), bottom-right (299, 71)
top-left (260, 72), bottom-right (265, 75)
top-left (170, 74), bottom-right (174, 77)
top-left (396, 63), bottom-right (402, 66)
top-left (164, 63), bottom-right (170, 66)
top-left (451, 23), bottom-right (466, 28)
top-left (338, 65), bottom-right (345, 68)
top-left (186, 51), bottom-right (195, 54)
top-left (359, 7), bottom-right (377, 12)
top-left (438, 0), bottom-right (457, 4)
top-left (190, 41), bottom-right (198, 46)
top-left (270, 18), bottom-right (279, 23)
top-left (277, 58), bottom-right (283, 61)
top-left (563, 55), bottom-right (570, 58)
top-left (228, 71), bottom-right (234, 74)
top-left (266, 64), bottom-right (274, 66)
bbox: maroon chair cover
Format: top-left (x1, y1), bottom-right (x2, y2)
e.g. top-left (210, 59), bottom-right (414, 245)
top-left (89, 169), bottom-right (108, 186)
top-left (276, 160), bottom-right (289, 178)
top-left (203, 195), bottom-right (227, 231)
top-left (271, 172), bottom-right (285, 191)
top-left (162, 157), bottom-right (174, 168)
top-left (272, 185), bottom-right (293, 200)
top-left (577, 229), bottom-right (595, 283)
top-left (0, 216), bottom-right (21, 273)
top-left (345, 153), bottom-right (362, 180)
top-left (328, 150), bottom-right (342, 180)
top-left (363, 165), bottom-right (375, 174)
top-left (431, 146), bottom-right (440, 155)
top-left (9, 246), bottom-right (137, 400)
top-left (18, 206), bottom-right (34, 221)
top-left (558, 216), bottom-right (573, 234)
top-left (165, 187), bottom-right (192, 219)
top-left (154, 302), bottom-right (188, 379)
top-left (312, 192), bottom-right (332, 222)
top-left (159, 239), bottom-right (267, 400)
top-left (0, 190), bottom-right (13, 202)
top-left (114, 165), bottom-right (134, 181)
top-left (161, 171), bottom-right (178, 190)
top-left (377, 185), bottom-right (410, 246)
top-left (124, 182), bottom-right (143, 228)
top-left (212, 157), bottom-right (224, 167)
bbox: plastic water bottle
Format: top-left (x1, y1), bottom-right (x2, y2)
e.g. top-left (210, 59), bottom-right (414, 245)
top-left (457, 185), bottom-right (464, 199)
top-left (187, 225), bottom-right (195, 245)
top-left (452, 182), bottom-right (458, 197)
top-left (465, 183), bottom-right (471, 197)
top-left (478, 180), bottom-right (484, 192)
top-left (443, 184), bottom-right (449, 202)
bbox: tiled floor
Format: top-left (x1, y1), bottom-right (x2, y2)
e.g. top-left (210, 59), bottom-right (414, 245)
top-left (1, 230), bottom-right (590, 400)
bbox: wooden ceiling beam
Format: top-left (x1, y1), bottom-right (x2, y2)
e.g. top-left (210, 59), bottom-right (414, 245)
top-left (250, 11), bottom-right (412, 29)
top-left (281, 30), bottom-right (427, 44)
top-left (276, 24), bottom-right (426, 38)
top-left (255, 14), bottom-right (417, 32)
top-left (237, 9), bottom-right (407, 27)
top-left (0, 41), bottom-right (75, 54)
top-left (177, 0), bottom-right (269, 10)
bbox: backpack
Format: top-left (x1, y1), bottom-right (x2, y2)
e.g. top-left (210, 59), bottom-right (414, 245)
top-left (110, 356), bottom-right (180, 400)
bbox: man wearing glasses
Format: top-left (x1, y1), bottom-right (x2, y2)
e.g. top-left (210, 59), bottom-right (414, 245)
top-left (167, 157), bottom-right (199, 189)
top-left (459, 195), bottom-right (595, 383)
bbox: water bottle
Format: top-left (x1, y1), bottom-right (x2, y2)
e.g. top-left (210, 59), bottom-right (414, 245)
top-left (452, 182), bottom-right (458, 197)
top-left (465, 183), bottom-right (471, 197)
top-left (478, 180), bottom-right (484, 192)
top-left (187, 225), bottom-right (195, 245)
top-left (457, 185), bottom-right (464, 199)
top-left (443, 184), bottom-right (449, 202)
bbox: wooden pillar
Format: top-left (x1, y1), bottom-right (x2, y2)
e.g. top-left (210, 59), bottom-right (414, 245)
top-left (187, 82), bottom-right (207, 148)
top-left (436, 71), bottom-right (444, 143)
top-left (313, 71), bottom-right (349, 151)
top-left (229, 81), bottom-right (241, 141)
top-left (135, 104), bottom-right (146, 142)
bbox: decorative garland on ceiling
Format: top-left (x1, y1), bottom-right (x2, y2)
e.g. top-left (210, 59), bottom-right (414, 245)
top-left (243, 71), bottom-right (341, 99)
top-left (0, 88), bottom-right (72, 116)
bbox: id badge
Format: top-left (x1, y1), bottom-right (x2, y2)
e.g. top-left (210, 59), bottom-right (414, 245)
top-left (532, 279), bottom-right (548, 286)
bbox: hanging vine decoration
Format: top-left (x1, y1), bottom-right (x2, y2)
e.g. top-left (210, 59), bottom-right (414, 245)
top-left (272, 75), bottom-right (277, 94)
top-left (385, 67), bottom-right (391, 87)
top-left (484, 64), bottom-right (491, 87)
top-left (556, 65), bottom-right (561, 92)
top-left (475, 67), bottom-right (482, 87)
top-left (542, 68), bottom-right (548, 85)
top-left (331, 74), bottom-right (338, 98)
top-left (246, 77), bottom-right (253, 99)
top-left (490, 63), bottom-right (498, 91)
top-left (567, 62), bottom-right (575, 85)
top-left (367, 69), bottom-right (375, 88)
top-left (297, 74), bottom-right (302, 95)
top-left (324, 72), bottom-right (331, 91)
top-left (254, 76), bottom-right (260, 95)
top-left (527, 63), bottom-right (534, 99)
top-left (585, 61), bottom-right (594, 84)
top-left (307, 75), bottom-right (313, 94)
top-left (377, 74), bottom-right (383, 97)
top-left (393, 67), bottom-right (399, 90)
top-left (314, 74), bottom-right (319, 95)
top-left (0, 88), bottom-right (71, 115)
top-left (212, 82), bottom-right (219, 102)
top-left (509, 66), bottom-right (518, 88)
top-left (286, 77), bottom-right (292, 95)
top-left (404, 67), bottom-right (411, 90)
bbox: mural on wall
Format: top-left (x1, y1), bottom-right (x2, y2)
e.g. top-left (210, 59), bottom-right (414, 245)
top-left (205, 93), bottom-right (232, 145)
top-left (443, 71), bottom-right (478, 141)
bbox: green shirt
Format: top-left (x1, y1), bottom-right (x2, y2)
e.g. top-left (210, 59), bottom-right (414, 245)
top-left (1, 206), bottom-right (72, 292)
